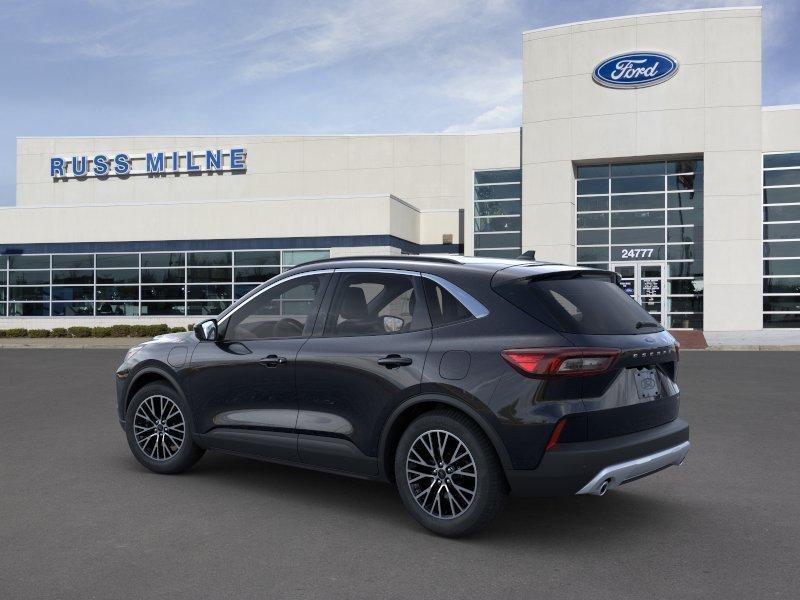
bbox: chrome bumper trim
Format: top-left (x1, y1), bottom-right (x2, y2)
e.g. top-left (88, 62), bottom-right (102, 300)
top-left (576, 441), bottom-right (690, 496)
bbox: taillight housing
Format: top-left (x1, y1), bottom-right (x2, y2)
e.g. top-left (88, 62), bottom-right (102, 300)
top-left (501, 347), bottom-right (620, 377)
top-left (674, 340), bottom-right (681, 362)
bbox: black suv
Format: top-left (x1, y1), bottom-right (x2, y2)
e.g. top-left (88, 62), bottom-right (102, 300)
top-left (116, 256), bottom-right (689, 536)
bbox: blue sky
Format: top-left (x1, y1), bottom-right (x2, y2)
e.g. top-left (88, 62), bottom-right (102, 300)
top-left (1, 0), bottom-right (798, 206)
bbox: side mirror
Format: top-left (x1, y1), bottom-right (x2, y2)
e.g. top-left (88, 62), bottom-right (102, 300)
top-left (382, 315), bottom-right (405, 333)
top-left (194, 319), bottom-right (218, 341)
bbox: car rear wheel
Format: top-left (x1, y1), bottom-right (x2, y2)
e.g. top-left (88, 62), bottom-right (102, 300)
top-left (125, 382), bottom-right (204, 474)
top-left (395, 409), bottom-right (507, 537)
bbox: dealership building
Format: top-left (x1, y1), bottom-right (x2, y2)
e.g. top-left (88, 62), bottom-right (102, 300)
top-left (1, 6), bottom-right (799, 340)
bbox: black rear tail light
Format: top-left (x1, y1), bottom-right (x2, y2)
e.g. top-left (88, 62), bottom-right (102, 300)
top-left (501, 347), bottom-right (620, 377)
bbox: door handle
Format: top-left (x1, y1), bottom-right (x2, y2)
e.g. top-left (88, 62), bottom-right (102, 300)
top-left (259, 355), bottom-right (288, 367)
top-left (377, 354), bottom-right (413, 368)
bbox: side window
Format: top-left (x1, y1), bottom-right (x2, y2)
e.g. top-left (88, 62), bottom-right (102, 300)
top-left (422, 278), bottom-right (473, 327)
top-left (225, 274), bottom-right (328, 340)
top-left (325, 272), bottom-right (428, 337)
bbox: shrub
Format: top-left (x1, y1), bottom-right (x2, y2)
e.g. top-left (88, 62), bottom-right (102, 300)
top-left (0, 330), bottom-right (6, 338)
top-left (91, 327), bottom-right (113, 338)
top-left (148, 324), bottom-right (170, 336)
top-left (28, 329), bottom-right (51, 338)
top-left (50, 328), bottom-right (69, 338)
top-left (4, 328), bottom-right (28, 338)
top-left (169, 327), bottom-right (185, 333)
top-left (109, 324), bottom-right (132, 337)
top-left (67, 326), bottom-right (92, 338)
top-left (187, 324), bottom-right (195, 332)
top-left (130, 325), bottom-right (149, 337)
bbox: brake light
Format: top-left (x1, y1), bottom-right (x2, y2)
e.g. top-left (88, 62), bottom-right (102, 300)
top-left (545, 418), bottom-right (567, 450)
top-left (500, 347), bottom-right (620, 377)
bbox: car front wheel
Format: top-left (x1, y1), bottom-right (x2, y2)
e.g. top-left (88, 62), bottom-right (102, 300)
top-left (395, 409), bottom-right (508, 537)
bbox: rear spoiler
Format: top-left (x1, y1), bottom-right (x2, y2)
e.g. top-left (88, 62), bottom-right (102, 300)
top-left (491, 264), bottom-right (619, 289)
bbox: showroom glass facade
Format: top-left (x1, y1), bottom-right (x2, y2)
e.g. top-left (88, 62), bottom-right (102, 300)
top-left (474, 169), bottom-right (522, 258)
top-left (763, 152), bottom-right (800, 328)
top-left (0, 249), bottom-right (329, 318)
top-left (575, 159), bottom-right (704, 329)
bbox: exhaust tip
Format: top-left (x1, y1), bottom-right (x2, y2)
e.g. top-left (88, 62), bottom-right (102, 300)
top-left (598, 479), bottom-right (611, 496)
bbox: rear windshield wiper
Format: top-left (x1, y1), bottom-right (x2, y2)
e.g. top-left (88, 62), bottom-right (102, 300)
top-left (635, 321), bottom-right (660, 329)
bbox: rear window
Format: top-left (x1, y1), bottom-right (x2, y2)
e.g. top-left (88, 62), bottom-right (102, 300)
top-left (494, 272), bottom-right (662, 335)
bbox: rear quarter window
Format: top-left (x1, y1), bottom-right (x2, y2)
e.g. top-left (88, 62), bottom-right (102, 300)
top-left (493, 271), bottom-right (662, 335)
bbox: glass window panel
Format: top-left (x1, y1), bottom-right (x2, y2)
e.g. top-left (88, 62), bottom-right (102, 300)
top-left (610, 176), bottom-right (663, 194)
top-left (0, 305), bottom-right (5, 316)
top-left (474, 249), bottom-right (519, 258)
top-left (187, 284), bottom-right (232, 300)
top-left (474, 170), bottom-right (521, 184)
top-left (96, 254), bottom-right (137, 268)
top-left (610, 162), bottom-right (664, 176)
top-left (610, 246), bottom-right (665, 261)
top-left (670, 314), bottom-right (703, 329)
top-left (96, 269), bottom-right (138, 284)
top-left (474, 232), bottom-right (521, 249)
top-left (0, 272), bottom-right (4, 285)
top-left (764, 153), bottom-right (800, 168)
top-left (10, 287), bottom-right (49, 301)
top-left (8, 302), bottom-right (49, 316)
top-left (0, 288), bottom-right (6, 301)
top-left (141, 302), bottom-right (185, 316)
top-left (667, 160), bottom-right (702, 174)
top-left (577, 247), bottom-right (609, 262)
top-left (282, 250), bottom-right (330, 266)
top-left (0, 255), bottom-right (6, 269)
top-left (96, 286), bottom-right (138, 301)
top-left (668, 262), bottom-right (696, 277)
top-left (764, 205), bottom-right (800, 222)
top-left (763, 278), bottom-right (800, 294)
top-left (669, 279), bottom-right (704, 295)
top-left (764, 241), bottom-right (800, 258)
top-left (611, 210), bottom-right (665, 228)
top-left (474, 200), bottom-right (521, 216)
top-left (52, 270), bottom-right (93, 284)
top-left (474, 184), bottom-right (522, 200)
top-left (52, 254), bottom-right (93, 269)
top-left (763, 296), bottom-right (800, 312)
top-left (764, 259), bottom-right (800, 276)
top-left (610, 228), bottom-right (665, 244)
top-left (96, 302), bottom-right (138, 316)
top-left (141, 285), bottom-right (185, 300)
top-left (576, 165), bottom-right (608, 179)
top-left (610, 194), bottom-right (664, 210)
top-left (668, 209), bottom-right (700, 226)
top-left (576, 197), bottom-right (608, 212)
top-left (764, 223), bottom-right (800, 240)
top-left (187, 251), bottom-right (231, 266)
top-left (474, 216), bottom-right (521, 233)
top-left (187, 267), bottom-right (231, 283)
top-left (235, 284), bottom-right (259, 299)
top-left (52, 302), bottom-right (94, 316)
top-left (141, 253), bottom-right (185, 268)
top-left (579, 263), bottom-right (609, 270)
top-left (9, 271), bottom-right (50, 285)
top-left (188, 301), bottom-right (230, 316)
top-left (668, 227), bottom-right (695, 244)
top-left (764, 314), bottom-right (800, 327)
top-left (234, 266), bottom-right (280, 283)
top-left (577, 230), bottom-right (608, 245)
top-left (667, 191), bottom-right (702, 209)
top-left (763, 188), bottom-right (800, 205)
top-left (141, 268), bottom-right (185, 284)
top-left (9, 255), bottom-right (49, 269)
top-left (669, 297), bottom-right (703, 312)
top-left (667, 244), bottom-right (694, 260)
top-left (235, 251), bottom-right (280, 266)
top-left (576, 179), bottom-right (608, 195)
top-left (667, 174), bottom-right (700, 191)
top-left (52, 286), bottom-right (93, 301)
top-left (764, 169), bottom-right (800, 187)
top-left (577, 212), bottom-right (608, 228)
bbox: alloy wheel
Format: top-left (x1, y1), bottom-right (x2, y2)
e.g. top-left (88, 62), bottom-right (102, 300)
top-left (133, 395), bottom-right (186, 461)
top-left (406, 429), bottom-right (477, 520)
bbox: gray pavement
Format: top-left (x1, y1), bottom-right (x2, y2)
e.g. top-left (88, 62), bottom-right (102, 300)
top-left (0, 349), bottom-right (798, 599)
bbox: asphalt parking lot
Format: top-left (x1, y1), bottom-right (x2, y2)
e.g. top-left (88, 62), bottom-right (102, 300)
top-left (1, 349), bottom-right (798, 599)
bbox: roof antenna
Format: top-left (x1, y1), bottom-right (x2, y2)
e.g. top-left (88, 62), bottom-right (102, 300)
top-left (517, 250), bottom-right (536, 260)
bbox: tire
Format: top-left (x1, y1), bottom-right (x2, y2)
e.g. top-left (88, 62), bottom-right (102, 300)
top-left (394, 409), bottom-right (508, 537)
top-left (125, 382), bottom-right (204, 474)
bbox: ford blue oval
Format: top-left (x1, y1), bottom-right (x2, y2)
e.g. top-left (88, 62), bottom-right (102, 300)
top-left (593, 52), bottom-right (679, 88)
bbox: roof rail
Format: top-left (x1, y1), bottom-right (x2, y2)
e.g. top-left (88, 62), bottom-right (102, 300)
top-left (294, 254), bottom-right (464, 268)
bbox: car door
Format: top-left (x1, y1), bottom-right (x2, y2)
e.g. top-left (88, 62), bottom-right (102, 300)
top-left (185, 271), bottom-right (331, 461)
top-left (295, 269), bottom-right (432, 475)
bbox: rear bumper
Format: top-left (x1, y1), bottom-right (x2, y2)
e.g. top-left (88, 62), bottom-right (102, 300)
top-left (505, 418), bottom-right (690, 497)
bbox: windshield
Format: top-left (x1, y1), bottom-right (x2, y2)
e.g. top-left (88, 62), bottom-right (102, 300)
top-left (493, 271), bottom-right (663, 335)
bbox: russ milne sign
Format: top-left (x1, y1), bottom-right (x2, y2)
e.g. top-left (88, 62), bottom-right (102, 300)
top-left (593, 52), bottom-right (678, 89)
top-left (50, 148), bottom-right (246, 179)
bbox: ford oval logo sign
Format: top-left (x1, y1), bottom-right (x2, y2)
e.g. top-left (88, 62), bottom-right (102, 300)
top-left (593, 52), bottom-right (678, 89)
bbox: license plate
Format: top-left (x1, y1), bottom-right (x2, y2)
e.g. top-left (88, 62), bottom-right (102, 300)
top-left (634, 367), bottom-right (659, 400)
